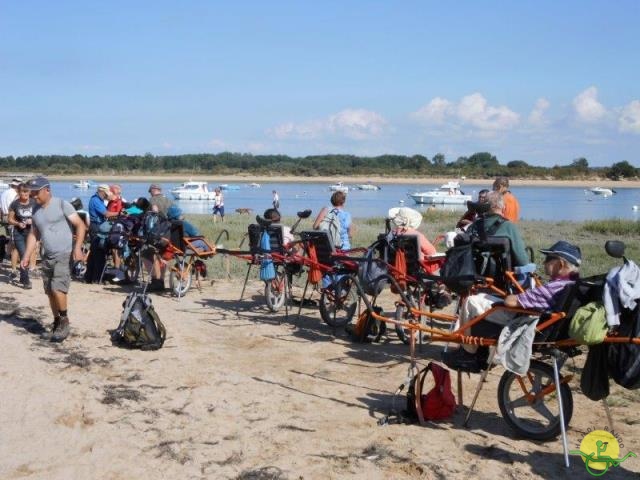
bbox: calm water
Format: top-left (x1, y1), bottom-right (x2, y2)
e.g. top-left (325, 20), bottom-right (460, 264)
top-left (49, 180), bottom-right (640, 222)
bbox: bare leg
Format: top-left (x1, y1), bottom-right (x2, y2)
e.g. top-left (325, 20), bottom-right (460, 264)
top-left (10, 244), bottom-right (18, 271)
top-left (48, 290), bottom-right (68, 319)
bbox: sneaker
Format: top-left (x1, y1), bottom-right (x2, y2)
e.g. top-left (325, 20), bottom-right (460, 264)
top-left (9, 271), bottom-right (18, 281)
top-left (51, 316), bottom-right (70, 342)
top-left (441, 348), bottom-right (483, 373)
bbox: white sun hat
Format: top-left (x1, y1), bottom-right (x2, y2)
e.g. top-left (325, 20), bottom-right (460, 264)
top-left (387, 207), bottom-right (423, 229)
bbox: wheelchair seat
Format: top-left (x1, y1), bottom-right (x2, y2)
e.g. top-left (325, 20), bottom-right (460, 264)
top-left (247, 223), bottom-right (285, 256)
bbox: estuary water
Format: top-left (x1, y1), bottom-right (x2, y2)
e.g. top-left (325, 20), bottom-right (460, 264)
top-left (50, 180), bottom-right (640, 222)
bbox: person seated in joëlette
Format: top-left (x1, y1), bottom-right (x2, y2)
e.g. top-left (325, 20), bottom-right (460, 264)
top-left (442, 240), bottom-right (581, 372)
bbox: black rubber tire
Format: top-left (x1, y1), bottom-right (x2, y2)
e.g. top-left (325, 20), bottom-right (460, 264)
top-left (394, 290), bottom-right (421, 345)
top-left (319, 275), bottom-right (358, 328)
top-left (497, 360), bottom-right (573, 441)
top-left (264, 271), bottom-right (287, 313)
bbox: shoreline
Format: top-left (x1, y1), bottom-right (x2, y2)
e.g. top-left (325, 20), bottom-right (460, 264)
top-left (44, 174), bottom-right (640, 189)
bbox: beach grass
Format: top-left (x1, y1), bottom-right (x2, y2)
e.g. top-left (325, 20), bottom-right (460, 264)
top-left (186, 212), bottom-right (639, 281)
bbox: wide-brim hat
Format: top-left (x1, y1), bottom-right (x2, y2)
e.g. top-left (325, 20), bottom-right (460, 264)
top-left (387, 207), bottom-right (423, 229)
top-left (148, 183), bottom-right (161, 192)
top-left (9, 178), bottom-right (22, 187)
top-left (540, 240), bottom-right (582, 266)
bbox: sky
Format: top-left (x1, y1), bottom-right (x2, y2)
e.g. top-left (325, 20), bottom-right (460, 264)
top-left (1, 0), bottom-right (639, 167)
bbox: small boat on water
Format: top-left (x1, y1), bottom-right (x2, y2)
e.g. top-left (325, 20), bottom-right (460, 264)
top-left (171, 181), bottom-right (217, 200)
top-left (329, 182), bottom-right (349, 193)
top-left (73, 180), bottom-right (95, 189)
top-left (248, 182), bottom-right (261, 188)
top-left (589, 187), bottom-right (616, 196)
top-left (408, 181), bottom-right (472, 205)
top-left (356, 183), bottom-right (381, 191)
top-left (219, 184), bottom-right (240, 191)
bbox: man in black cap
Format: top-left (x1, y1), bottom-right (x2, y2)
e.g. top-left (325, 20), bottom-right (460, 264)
top-left (443, 240), bottom-right (581, 371)
top-left (21, 177), bottom-right (86, 342)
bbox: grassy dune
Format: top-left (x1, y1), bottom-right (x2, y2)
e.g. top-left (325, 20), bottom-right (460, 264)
top-left (187, 210), bottom-right (639, 281)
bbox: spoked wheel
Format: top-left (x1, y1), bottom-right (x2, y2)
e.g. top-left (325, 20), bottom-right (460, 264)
top-left (395, 289), bottom-right (422, 345)
top-left (169, 263), bottom-right (193, 297)
top-left (319, 275), bottom-right (358, 327)
top-left (264, 270), bottom-right (287, 312)
top-left (497, 360), bottom-right (573, 441)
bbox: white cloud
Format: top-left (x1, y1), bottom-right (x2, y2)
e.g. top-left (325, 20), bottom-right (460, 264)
top-left (619, 100), bottom-right (640, 134)
top-left (207, 138), bottom-right (227, 149)
top-left (528, 98), bottom-right (551, 126)
top-left (161, 142), bottom-right (173, 149)
top-left (77, 144), bottom-right (103, 152)
top-left (413, 93), bottom-right (519, 132)
top-left (270, 109), bottom-right (388, 141)
top-left (573, 86), bottom-right (607, 123)
top-left (413, 97), bottom-right (453, 124)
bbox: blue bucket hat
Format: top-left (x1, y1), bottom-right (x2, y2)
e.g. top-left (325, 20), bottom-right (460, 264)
top-left (540, 241), bottom-right (582, 266)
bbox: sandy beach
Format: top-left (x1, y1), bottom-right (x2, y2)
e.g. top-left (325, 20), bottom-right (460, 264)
top-left (1, 273), bottom-right (639, 479)
top-left (43, 174), bottom-right (640, 189)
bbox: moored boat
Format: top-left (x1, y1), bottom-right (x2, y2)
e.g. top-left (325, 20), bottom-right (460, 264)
top-left (219, 184), bottom-right (240, 191)
top-left (589, 187), bottom-right (616, 196)
top-left (171, 181), bottom-right (217, 200)
top-left (408, 181), bottom-right (472, 205)
top-left (73, 180), bottom-right (95, 189)
top-left (356, 183), bottom-right (381, 191)
top-left (329, 182), bottom-right (349, 193)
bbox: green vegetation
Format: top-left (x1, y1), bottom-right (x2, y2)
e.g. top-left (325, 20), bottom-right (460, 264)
top-left (1, 152), bottom-right (637, 180)
top-left (188, 212), bottom-right (639, 281)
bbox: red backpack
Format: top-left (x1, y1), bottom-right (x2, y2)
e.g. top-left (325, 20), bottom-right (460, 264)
top-left (407, 362), bottom-right (456, 423)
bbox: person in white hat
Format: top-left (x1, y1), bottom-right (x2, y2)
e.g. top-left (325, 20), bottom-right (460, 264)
top-left (387, 207), bottom-right (439, 274)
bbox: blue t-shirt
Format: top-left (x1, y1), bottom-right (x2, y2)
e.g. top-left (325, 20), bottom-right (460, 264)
top-left (337, 209), bottom-right (351, 250)
top-left (88, 194), bottom-right (107, 225)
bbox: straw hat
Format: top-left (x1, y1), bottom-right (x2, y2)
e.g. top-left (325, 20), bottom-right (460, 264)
top-left (387, 207), bottom-right (423, 229)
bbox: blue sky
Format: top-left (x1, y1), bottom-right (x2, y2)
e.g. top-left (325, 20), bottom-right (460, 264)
top-left (1, 1), bottom-right (639, 166)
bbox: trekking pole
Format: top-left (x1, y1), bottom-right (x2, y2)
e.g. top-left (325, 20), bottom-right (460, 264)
top-left (552, 353), bottom-right (570, 468)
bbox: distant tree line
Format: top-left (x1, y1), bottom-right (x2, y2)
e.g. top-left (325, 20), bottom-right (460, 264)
top-left (0, 152), bottom-right (637, 180)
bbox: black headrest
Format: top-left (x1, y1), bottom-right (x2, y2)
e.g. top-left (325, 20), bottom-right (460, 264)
top-left (605, 240), bottom-right (625, 259)
top-left (256, 215), bottom-right (273, 228)
top-left (297, 209), bottom-right (312, 219)
top-left (467, 201), bottom-right (491, 215)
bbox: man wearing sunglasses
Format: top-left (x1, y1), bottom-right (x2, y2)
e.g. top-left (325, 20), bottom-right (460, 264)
top-left (21, 177), bottom-right (86, 342)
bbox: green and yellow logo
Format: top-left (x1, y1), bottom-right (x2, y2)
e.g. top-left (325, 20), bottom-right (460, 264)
top-left (570, 429), bottom-right (636, 476)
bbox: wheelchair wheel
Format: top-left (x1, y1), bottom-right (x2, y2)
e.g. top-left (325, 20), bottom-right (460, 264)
top-left (264, 271), bottom-right (287, 312)
top-left (319, 275), bottom-right (358, 328)
top-left (169, 263), bottom-right (193, 297)
top-left (394, 290), bottom-right (422, 345)
top-left (497, 360), bottom-right (573, 441)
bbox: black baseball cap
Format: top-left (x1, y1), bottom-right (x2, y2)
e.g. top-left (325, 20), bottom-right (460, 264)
top-left (25, 176), bottom-right (50, 191)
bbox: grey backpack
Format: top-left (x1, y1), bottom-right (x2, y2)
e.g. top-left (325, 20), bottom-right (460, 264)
top-left (320, 208), bottom-right (343, 249)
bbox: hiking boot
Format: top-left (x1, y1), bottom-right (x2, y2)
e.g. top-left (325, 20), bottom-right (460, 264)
top-left (51, 315), bottom-right (70, 343)
top-left (23, 281), bottom-right (32, 290)
top-left (441, 348), bottom-right (482, 373)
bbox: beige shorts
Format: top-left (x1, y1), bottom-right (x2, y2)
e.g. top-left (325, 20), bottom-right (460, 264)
top-left (41, 253), bottom-right (72, 295)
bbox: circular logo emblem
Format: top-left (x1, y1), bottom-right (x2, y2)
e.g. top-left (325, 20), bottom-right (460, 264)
top-left (579, 430), bottom-right (620, 472)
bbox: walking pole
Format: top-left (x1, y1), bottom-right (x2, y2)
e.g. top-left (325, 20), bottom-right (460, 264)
top-left (552, 354), bottom-right (570, 468)
top-left (463, 346), bottom-right (496, 426)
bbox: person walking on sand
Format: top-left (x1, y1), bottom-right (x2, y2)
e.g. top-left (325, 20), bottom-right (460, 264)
top-left (21, 177), bottom-right (86, 342)
top-left (493, 176), bottom-right (520, 223)
top-left (212, 188), bottom-right (224, 223)
top-left (272, 190), bottom-right (280, 210)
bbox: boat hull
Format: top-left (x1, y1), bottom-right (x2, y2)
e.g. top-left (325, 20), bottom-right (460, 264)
top-left (171, 191), bottom-right (216, 200)
top-left (408, 193), bottom-right (472, 205)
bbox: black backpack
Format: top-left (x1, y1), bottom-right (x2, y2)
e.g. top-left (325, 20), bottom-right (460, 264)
top-left (608, 305), bottom-right (640, 389)
top-left (143, 212), bottom-right (171, 250)
top-left (110, 291), bottom-right (166, 350)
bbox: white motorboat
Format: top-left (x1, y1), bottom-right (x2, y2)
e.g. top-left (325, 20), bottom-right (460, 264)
top-left (329, 182), bottom-right (349, 193)
top-left (248, 182), bottom-right (261, 188)
top-left (171, 181), bottom-right (217, 200)
top-left (0, 179), bottom-right (9, 191)
top-left (73, 180), bottom-right (94, 189)
top-left (356, 183), bottom-right (381, 191)
top-left (589, 187), bottom-right (616, 196)
top-left (408, 181), bottom-right (472, 205)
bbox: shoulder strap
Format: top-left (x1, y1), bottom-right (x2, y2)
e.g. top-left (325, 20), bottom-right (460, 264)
top-left (486, 217), bottom-right (506, 236)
